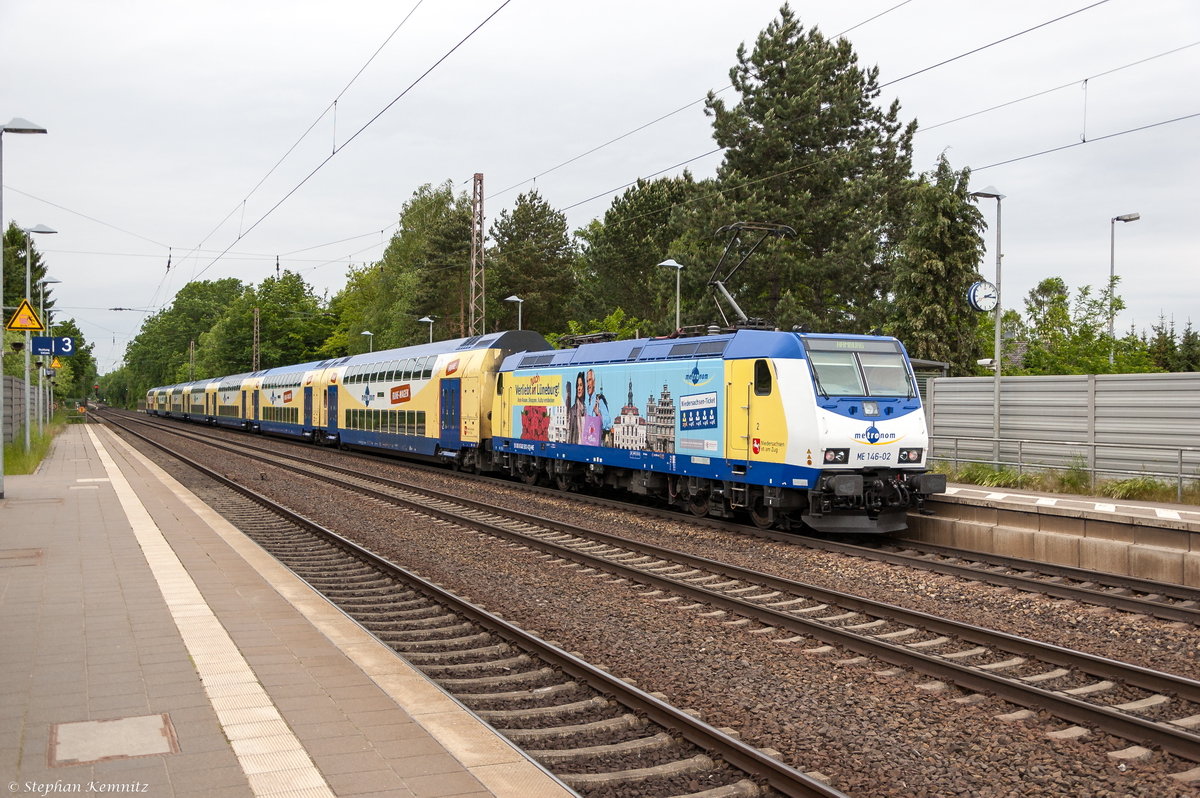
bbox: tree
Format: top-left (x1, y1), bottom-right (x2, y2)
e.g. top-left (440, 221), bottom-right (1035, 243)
top-left (885, 155), bottom-right (986, 375)
top-left (1178, 322), bottom-right (1200, 372)
top-left (548, 308), bottom-right (647, 349)
top-left (327, 182), bottom-right (473, 351)
top-left (1147, 315), bottom-right (1178, 371)
top-left (193, 271), bottom-right (334, 377)
top-left (575, 175), bottom-right (700, 332)
top-left (2, 222), bottom-right (55, 321)
top-left (49, 318), bottom-right (96, 399)
top-left (1010, 277), bottom-right (1158, 375)
top-left (705, 5), bottom-right (915, 332)
top-left (123, 278), bottom-right (244, 392)
top-left (487, 190), bottom-right (577, 335)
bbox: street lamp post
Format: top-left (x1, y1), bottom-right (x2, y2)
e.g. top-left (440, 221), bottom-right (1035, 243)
top-left (658, 259), bottom-right (684, 331)
top-left (970, 186), bottom-right (1005, 464)
top-left (419, 316), bottom-right (434, 343)
top-left (0, 117), bottom-right (48, 500)
top-left (1109, 212), bottom-right (1140, 366)
top-left (36, 276), bottom-right (60, 436)
top-left (37, 276), bottom-right (60, 436)
top-left (22, 224), bottom-right (57, 452)
top-left (361, 330), bottom-right (373, 353)
top-left (504, 295), bottom-right (523, 330)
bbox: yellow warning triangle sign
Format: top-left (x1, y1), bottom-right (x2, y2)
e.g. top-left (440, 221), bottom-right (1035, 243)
top-left (5, 298), bottom-right (45, 332)
top-left (51, 357), bottom-right (63, 369)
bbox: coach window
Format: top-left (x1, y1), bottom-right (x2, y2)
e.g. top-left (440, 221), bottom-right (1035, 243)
top-left (754, 359), bottom-right (772, 396)
top-left (496, 373), bottom-right (504, 395)
top-left (421, 358), bottom-right (434, 380)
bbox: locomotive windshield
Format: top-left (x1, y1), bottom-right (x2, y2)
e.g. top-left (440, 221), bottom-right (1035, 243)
top-left (802, 338), bottom-right (914, 398)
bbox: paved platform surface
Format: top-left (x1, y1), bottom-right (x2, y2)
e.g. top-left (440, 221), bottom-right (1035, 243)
top-left (942, 482), bottom-right (1200, 529)
top-left (1, 423), bottom-right (573, 798)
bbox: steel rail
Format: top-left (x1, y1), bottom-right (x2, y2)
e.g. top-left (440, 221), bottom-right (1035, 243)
top-left (98, 410), bottom-right (849, 798)
top-left (120, 409), bottom-right (1200, 624)
top-left (105, 410), bottom-right (1200, 761)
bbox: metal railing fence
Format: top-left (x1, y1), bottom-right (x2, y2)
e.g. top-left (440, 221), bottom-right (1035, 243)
top-left (930, 434), bottom-right (1200, 503)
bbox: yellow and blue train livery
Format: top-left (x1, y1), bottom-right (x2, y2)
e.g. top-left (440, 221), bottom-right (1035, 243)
top-left (490, 329), bottom-right (943, 533)
top-left (327, 330), bottom-right (550, 463)
top-left (146, 331), bottom-right (552, 460)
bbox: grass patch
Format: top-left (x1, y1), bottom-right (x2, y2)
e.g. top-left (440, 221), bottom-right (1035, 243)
top-left (3, 412), bottom-right (68, 475)
top-left (936, 454), bottom-right (1200, 505)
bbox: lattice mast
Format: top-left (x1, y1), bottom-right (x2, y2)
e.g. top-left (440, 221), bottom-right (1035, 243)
top-left (469, 173), bottom-right (485, 335)
top-left (252, 307), bottom-right (260, 371)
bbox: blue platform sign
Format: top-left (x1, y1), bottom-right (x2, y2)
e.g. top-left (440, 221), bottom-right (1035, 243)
top-left (31, 336), bottom-right (76, 356)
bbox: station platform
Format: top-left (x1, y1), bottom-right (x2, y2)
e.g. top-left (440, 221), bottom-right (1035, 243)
top-left (0, 423), bottom-right (573, 798)
top-left (942, 482), bottom-right (1200, 529)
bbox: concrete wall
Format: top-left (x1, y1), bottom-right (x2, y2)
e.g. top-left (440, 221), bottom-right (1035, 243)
top-left (905, 500), bottom-right (1200, 587)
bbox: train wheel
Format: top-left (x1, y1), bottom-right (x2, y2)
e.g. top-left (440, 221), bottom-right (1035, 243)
top-left (688, 491), bottom-right (710, 517)
top-left (554, 474), bottom-right (574, 492)
top-left (520, 464), bottom-right (541, 486)
top-left (749, 494), bottom-right (776, 529)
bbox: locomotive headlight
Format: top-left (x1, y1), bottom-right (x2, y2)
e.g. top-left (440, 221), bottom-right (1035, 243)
top-left (862, 401), bottom-right (879, 416)
top-left (898, 448), bottom-right (923, 463)
top-left (824, 448), bottom-right (849, 465)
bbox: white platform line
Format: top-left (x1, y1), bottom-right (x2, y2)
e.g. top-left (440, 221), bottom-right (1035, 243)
top-left (100, 424), bottom-right (573, 798)
top-left (1157, 508), bottom-right (1183, 520)
top-left (1094, 503), bottom-right (1117, 512)
top-left (985, 493), bottom-right (1009, 500)
top-left (1036, 498), bottom-right (1058, 506)
top-left (85, 426), bottom-right (335, 798)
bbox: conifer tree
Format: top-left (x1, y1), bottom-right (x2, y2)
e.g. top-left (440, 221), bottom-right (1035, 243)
top-left (886, 155), bottom-right (985, 375)
top-left (487, 190), bottom-right (577, 335)
top-left (706, 4), bottom-right (915, 332)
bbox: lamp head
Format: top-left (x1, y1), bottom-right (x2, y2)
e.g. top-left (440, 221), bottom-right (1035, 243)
top-left (24, 224), bottom-right (57, 235)
top-left (1, 118), bottom-right (47, 135)
top-left (1114, 213), bottom-right (1140, 223)
top-left (658, 258), bottom-right (684, 270)
top-left (504, 295), bottom-right (522, 303)
top-left (970, 186), bottom-right (1005, 200)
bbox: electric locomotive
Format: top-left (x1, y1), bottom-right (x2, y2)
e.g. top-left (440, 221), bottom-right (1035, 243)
top-left (489, 328), bottom-right (943, 533)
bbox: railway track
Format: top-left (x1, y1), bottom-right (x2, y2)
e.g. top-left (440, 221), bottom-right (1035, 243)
top-left (101, 409), bottom-right (1200, 764)
top-left (98, 410), bottom-right (843, 798)
top-left (115, 408), bottom-right (1200, 626)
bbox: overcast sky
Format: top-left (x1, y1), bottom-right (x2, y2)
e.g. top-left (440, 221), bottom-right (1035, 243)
top-left (3, 0), bottom-right (1197, 372)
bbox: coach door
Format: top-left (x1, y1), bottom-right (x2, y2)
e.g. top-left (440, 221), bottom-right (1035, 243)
top-left (252, 390), bottom-right (259, 422)
top-left (241, 390), bottom-right (247, 421)
top-left (327, 385), bottom-right (339, 434)
top-left (303, 387), bottom-right (313, 427)
top-left (439, 379), bottom-right (461, 449)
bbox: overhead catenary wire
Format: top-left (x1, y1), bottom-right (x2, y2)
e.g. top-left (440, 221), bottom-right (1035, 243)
top-left (878, 0), bottom-right (1113, 89)
top-left (561, 108), bottom-right (1199, 231)
top-left (488, 0), bottom-right (917, 203)
top-left (180, 1), bottom-right (427, 274)
top-left (189, 0), bottom-right (514, 284)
